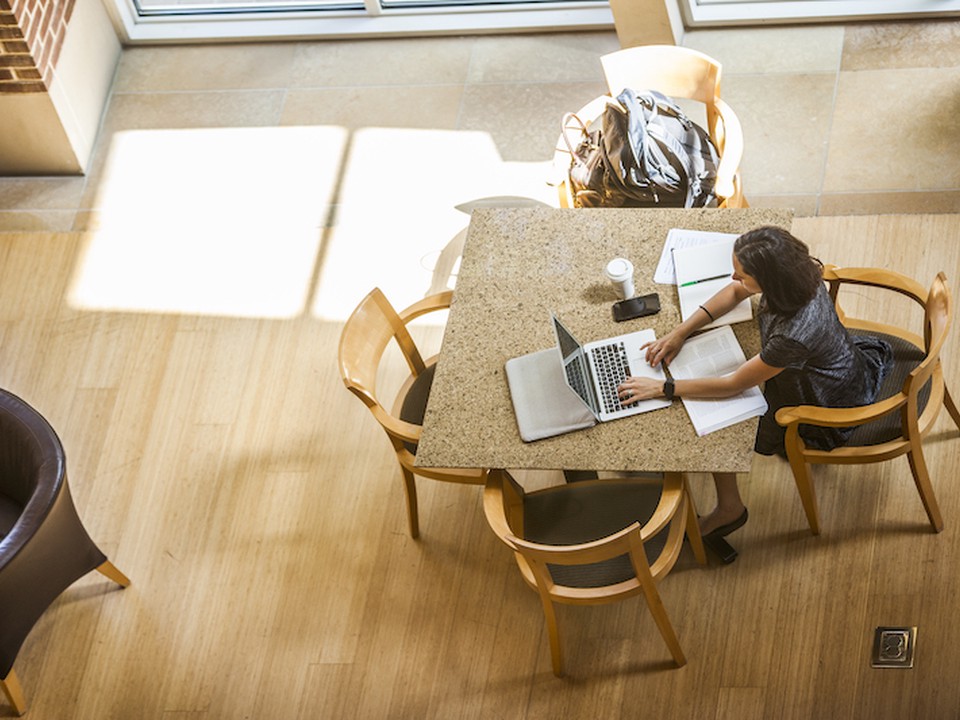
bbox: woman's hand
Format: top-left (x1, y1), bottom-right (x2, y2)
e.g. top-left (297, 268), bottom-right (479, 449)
top-left (642, 330), bottom-right (686, 367)
top-left (618, 376), bottom-right (666, 405)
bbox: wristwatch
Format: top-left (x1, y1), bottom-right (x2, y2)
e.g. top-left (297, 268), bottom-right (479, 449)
top-left (663, 379), bottom-right (675, 401)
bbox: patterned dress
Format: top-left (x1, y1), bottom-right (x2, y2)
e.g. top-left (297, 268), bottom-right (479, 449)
top-left (754, 283), bottom-right (892, 455)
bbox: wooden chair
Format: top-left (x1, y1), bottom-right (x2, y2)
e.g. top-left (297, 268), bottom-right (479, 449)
top-left (0, 389), bottom-right (130, 716)
top-left (483, 469), bottom-right (705, 676)
top-left (554, 44), bottom-right (746, 209)
top-left (339, 288), bottom-right (487, 539)
top-left (776, 267), bottom-right (960, 535)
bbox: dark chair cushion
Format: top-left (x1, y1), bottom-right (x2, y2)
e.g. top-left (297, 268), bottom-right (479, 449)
top-left (846, 330), bottom-right (931, 447)
top-left (398, 363), bottom-right (436, 454)
top-left (0, 491), bottom-right (22, 539)
top-left (522, 480), bottom-right (668, 589)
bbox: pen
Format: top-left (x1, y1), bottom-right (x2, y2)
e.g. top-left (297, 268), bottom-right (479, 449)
top-left (680, 273), bottom-right (730, 287)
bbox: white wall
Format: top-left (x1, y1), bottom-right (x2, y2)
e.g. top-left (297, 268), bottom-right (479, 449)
top-left (50, 0), bottom-right (122, 173)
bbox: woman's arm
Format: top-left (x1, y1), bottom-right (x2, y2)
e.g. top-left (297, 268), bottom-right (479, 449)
top-left (644, 282), bottom-right (755, 367)
top-left (618, 353), bottom-right (783, 403)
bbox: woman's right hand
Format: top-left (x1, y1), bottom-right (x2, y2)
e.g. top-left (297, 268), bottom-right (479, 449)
top-left (643, 329), bottom-right (687, 367)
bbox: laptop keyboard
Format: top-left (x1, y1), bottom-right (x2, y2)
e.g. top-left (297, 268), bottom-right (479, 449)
top-left (590, 342), bottom-right (631, 414)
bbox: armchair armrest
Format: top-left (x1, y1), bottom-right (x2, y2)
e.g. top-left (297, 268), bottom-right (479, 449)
top-left (713, 98), bottom-right (743, 201)
top-left (775, 392), bottom-right (906, 430)
top-left (398, 290), bottom-right (453, 324)
top-left (823, 266), bottom-right (927, 305)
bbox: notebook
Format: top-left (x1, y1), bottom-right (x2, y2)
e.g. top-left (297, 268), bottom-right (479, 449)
top-left (673, 236), bottom-right (752, 329)
top-left (505, 314), bottom-right (671, 441)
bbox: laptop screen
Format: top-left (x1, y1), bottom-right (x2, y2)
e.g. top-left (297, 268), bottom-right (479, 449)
top-left (551, 314), bottom-right (600, 417)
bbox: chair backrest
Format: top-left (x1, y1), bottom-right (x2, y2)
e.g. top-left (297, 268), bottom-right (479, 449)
top-left (483, 470), bottom-right (688, 602)
top-left (338, 288), bottom-right (426, 414)
top-left (338, 288), bottom-right (453, 456)
top-left (0, 390), bottom-right (105, 679)
top-left (825, 267), bottom-right (952, 401)
top-left (921, 272), bottom-right (951, 378)
top-left (601, 45), bottom-right (722, 108)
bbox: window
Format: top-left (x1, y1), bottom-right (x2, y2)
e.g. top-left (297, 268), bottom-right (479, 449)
top-left (682, 0), bottom-right (960, 25)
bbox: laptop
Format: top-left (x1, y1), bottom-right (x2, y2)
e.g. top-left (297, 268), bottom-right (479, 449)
top-left (504, 313), bottom-right (670, 441)
top-left (551, 313), bottom-right (671, 422)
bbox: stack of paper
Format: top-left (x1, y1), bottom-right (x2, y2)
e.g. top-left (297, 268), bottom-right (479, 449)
top-left (668, 325), bottom-right (768, 436)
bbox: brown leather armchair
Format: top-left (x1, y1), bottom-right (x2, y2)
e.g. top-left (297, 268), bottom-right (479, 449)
top-left (0, 389), bottom-right (129, 716)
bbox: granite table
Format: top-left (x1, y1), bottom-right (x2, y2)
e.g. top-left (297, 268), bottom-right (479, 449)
top-left (416, 206), bottom-right (794, 474)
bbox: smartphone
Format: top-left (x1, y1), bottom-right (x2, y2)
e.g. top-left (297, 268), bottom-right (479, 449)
top-left (612, 292), bottom-right (661, 322)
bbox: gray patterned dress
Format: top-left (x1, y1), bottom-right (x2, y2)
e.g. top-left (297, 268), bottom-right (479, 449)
top-left (755, 283), bottom-right (892, 455)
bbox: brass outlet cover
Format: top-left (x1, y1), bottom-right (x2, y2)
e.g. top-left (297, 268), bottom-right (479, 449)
top-left (872, 626), bottom-right (917, 669)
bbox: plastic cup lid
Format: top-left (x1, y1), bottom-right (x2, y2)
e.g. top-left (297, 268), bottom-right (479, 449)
top-left (605, 258), bottom-right (632, 279)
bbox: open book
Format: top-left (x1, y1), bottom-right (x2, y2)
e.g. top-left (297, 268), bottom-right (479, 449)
top-left (668, 325), bottom-right (768, 436)
top-left (673, 234), bottom-right (752, 329)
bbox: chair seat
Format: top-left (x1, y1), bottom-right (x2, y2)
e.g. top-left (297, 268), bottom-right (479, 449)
top-left (398, 363), bottom-right (436, 454)
top-left (523, 481), bottom-right (668, 588)
top-left (0, 492), bottom-right (21, 538)
top-left (846, 331), bottom-right (930, 447)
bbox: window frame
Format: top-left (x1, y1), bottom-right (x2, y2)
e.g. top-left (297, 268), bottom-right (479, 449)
top-left (681, 0), bottom-right (960, 25)
top-left (105, 0), bottom-right (616, 43)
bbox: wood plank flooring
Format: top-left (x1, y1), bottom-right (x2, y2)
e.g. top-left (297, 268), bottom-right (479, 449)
top-left (3, 214), bottom-right (960, 719)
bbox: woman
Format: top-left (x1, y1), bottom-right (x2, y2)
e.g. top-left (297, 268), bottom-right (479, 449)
top-left (618, 226), bottom-right (892, 538)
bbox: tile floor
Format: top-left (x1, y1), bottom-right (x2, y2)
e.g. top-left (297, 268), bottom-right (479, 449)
top-left (1, 20), bottom-right (958, 313)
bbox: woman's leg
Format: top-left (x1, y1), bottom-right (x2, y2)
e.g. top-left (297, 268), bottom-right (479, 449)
top-left (699, 472), bottom-right (747, 535)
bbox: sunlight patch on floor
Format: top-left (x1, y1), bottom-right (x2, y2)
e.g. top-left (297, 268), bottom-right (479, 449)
top-left (310, 127), bottom-right (556, 323)
top-left (68, 125), bottom-right (556, 321)
top-left (69, 126), bottom-right (344, 318)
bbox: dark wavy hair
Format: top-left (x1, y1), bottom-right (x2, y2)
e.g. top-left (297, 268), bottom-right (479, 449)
top-left (733, 226), bottom-right (823, 315)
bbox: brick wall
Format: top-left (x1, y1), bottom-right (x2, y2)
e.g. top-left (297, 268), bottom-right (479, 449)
top-left (0, 0), bottom-right (75, 94)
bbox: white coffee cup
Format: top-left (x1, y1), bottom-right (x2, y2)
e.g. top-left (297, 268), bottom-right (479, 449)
top-left (605, 258), bottom-right (635, 299)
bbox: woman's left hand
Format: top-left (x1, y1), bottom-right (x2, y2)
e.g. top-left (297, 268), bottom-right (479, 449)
top-left (618, 376), bottom-right (667, 405)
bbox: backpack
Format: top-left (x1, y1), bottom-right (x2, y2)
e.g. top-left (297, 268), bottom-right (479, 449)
top-left (562, 88), bottom-right (720, 209)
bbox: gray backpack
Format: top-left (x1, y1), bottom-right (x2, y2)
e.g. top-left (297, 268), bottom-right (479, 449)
top-left (563, 88), bottom-right (719, 208)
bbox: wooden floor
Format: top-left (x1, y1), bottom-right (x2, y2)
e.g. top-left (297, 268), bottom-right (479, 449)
top-left (4, 214), bottom-right (960, 719)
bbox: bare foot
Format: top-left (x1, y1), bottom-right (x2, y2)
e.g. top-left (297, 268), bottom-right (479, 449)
top-left (699, 504), bottom-right (748, 536)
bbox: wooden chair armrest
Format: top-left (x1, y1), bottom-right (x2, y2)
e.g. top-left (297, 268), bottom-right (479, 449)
top-left (775, 393), bottom-right (906, 429)
top-left (483, 472), bottom-right (518, 546)
top-left (398, 290), bottom-right (453, 323)
top-left (638, 473), bottom-right (685, 541)
top-left (713, 97), bottom-right (743, 200)
top-left (823, 266), bottom-right (927, 305)
top-left (373, 406), bottom-right (422, 443)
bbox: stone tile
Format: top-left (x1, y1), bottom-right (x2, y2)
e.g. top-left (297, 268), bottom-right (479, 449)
top-left (290, 37), bottom-right (474, 87)
top-left (742, 194), bottom-right (819, 218)
top-left (281, 85), bottom-right (464, 130)
top-left (684, 25), bottom-right (845, 75)
top-left (458, 81), bottom-right (607, 162)
top-left (468, 31), bottom-right (619, 84)
top-left (842, 20), bottom-right (960, 71)
top-left (723, 73), bottom-right (836, 196)
top-left (819, 191), bottom-right (960, 216)
top-left (112, 43), bottom-right (298, 92)
top-left (102, 90), bottom-right (286, 131)
top-left (0, 177), bottom-right (85, 210)
top-left (824, 67), bottom-right (960, 192)
top-left (0, 211), bottom-right (78, 231)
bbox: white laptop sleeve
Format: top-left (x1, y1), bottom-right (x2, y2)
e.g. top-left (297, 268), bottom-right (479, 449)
top-left (505, 348), bottom-right (596, 442)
